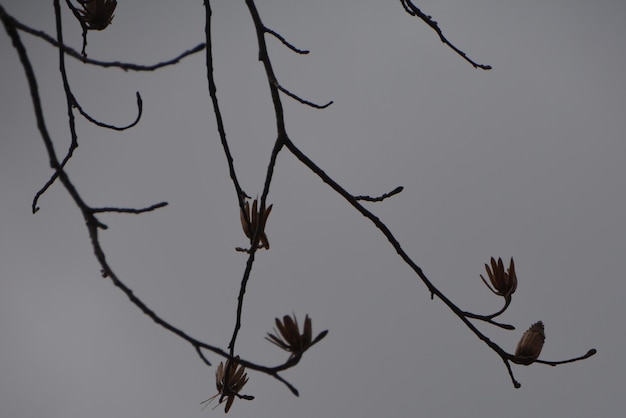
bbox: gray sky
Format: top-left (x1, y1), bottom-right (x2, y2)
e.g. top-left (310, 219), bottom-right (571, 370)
top-left (1, 1), bottom-right (624, 417)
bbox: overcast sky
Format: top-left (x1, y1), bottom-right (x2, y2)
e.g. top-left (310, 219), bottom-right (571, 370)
top-left (1, 1), bottom-right (625, 417)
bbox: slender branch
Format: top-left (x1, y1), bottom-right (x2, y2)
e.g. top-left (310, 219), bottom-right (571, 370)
top-left (355, 186), bottom-right (404, 202)
top-left (4, 3), bottom-right (304, 394)
top-left (64, 0), bottom-right (89, 56)
top-left (203, 0), bottom-right (250, 218)
top-left (76, 91), bottom-right (143, 131)
top-left (502, 356), bottom-right (521, 388)
top-left (92, 202), bottom-right (168, 214)
top-left (3, 0), bottom-right (596, 402)
top-left (241, 0), bottom-right (595, 390)
top-left (2, 4), bottom-right (90, 222)
top-left (462, 296), bottom-right (515, 329)
top-left (281, 136), bottom-right (596, 387)
top-left (2, 8), bottom-right (205, 71)
top-left (32, 0), bottom-right (81, 214)
top-left (33, 2), bottom-right (143, 214)
top-left (205, 0), bottom-right (294, 393)
top-left (195, 346), bottom-right (212, 367)
top-left (534, 349), bottom-right (597, 366)
top-left (276, 83), bottom-right (333, 109)
top-left (400, 0), bottom-right (492, 70)
top-left (226, 0), bottom-right (291, 365)
top-left (265, 27), bottom-right (309, 54)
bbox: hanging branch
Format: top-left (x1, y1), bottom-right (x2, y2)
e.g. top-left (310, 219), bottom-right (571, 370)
top-left (74, 91), bottom-right (143, 131)
top-left (2, 0), bottom-right (309, 396)
top-left (2, 1), bottom-right (597, 414)
top-left (2, 8), bottom-right (205, 71)
top-left (33, 1), bottom-right (143, 214)
top-left (276, 82), bottom-right (333, 109)
top-left (265, 26), bottom-right (310, 54)
top-left (242, 0), bottom-right (595, 392)
top-left (400, 0), bottom-right (492, 70)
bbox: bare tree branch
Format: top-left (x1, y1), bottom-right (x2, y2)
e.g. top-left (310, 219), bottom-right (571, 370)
top-left (276, 82), bottom-right (333, 109)
top-left (265, 26), bottom-right (309, 54)
top-left (355, 186), bottom-right (404, 202)
top-left (2, 1), bottom-right (597, 412)
top-left (75, 91), bottom-right (143, 131)
top-left (2, 8), bottom-right (205, 71)
top-left (400, 0), bottom-right (492, 70)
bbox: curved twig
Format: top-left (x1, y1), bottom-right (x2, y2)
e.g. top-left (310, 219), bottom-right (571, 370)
top-left (265, 26), bottom-right (309, 54)
top-left (3, 0), bottom-right (597, 403)
top-left (276, 82), bottom-right (333, 109)
top-left (462, 296), bottom-right (514, 325)
top-left (76, 91), bottom-right (143, 130)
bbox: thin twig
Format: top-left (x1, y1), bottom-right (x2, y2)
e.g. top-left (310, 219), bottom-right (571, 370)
top-left (282, 135), bottom-right (596, 387)
top-left (76, 91), bottom-right (143, 130)
top-left (203, 0), bottom-right (250, 224)
top-left (92, 202), bottom-right (168, 214)
top-left (400, 0), bottom-right (492, 70)
top-left (276, 83), bottom-right (333, 109)
top-left (535, 349), bottom-right (597, 366)
top-left (356, 186), bottom-right (404, 202)
top-left (3, 9), bottom-right (205, 71)
top-left (265, 27), bottom-right (309, 54)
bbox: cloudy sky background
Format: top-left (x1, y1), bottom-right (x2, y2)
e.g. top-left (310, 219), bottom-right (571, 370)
top-left (1, 1), bottom-right (624, 417)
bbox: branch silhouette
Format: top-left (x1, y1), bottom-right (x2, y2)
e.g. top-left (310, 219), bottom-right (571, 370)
top-left (1, 0), bottom-right (596, 414)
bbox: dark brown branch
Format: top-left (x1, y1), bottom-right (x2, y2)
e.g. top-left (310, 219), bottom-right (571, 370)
top-left (32, 0), bottom-right (81, 214)
top-left (281, 135), bottom-right (596, 388)
top-left (265, 27), bottom-right (310, 54)
top-left (3, 4), bottom-right (307, 395)
top-left (276, 83), bottom-right (333, 109)
top-left (463, 313), bottom-right (515, 330)
top-left (4, 0), bottom-right (596, 401)
top-left (204, 1), bottom-right (250, 222)
top-left (195, 346), bottom-right (212, 367)
top-left (462, 295), bottom-right (514, 328)
top-left (355, 186), bottom-right (404, 202)
top-left (92, 202), bottom-right (168, 214)
top-left (206, 0), bottom-right (300, 394)
top-left (76, 91), bottom-right (143, 130)
top-left (64, 0), bottom-right (89, 56)
top-left (220, 0), bottom-right (294, 390)
top-left (534, 349), bottom-right (597, 366)
top-left (240, 0), bottom-right (596, 391)
top-left (2, 8), bottom-right (205, 71)
top-left (502, 356), bottom-right (521, 388)
top-left (400, 0), bottom-right (492, 70)
top-left (33, 3), bottom-right (142, 213)
top-left (2, 4), bottom-right (91, 223)
top-left (76, 43), bottom-right (206, 72)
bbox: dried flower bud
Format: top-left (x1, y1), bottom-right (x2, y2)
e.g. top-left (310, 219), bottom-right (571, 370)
top-left (75, 0), bottom-right (117, 31)
top-left (239, 198), bottom-right (272, 250)
top-left (201, 356), bottom-right (251, 413)
top-left (266, 314), bottom-right (328, 359)
top-left (514, 321), bottom-right (545, 365)
top-left (480, 257), bottom-right (517, 298)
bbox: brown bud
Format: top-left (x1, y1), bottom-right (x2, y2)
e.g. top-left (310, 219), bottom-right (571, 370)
top-left (514, 321), bottom-right (545, 365)
top-left (75, 0), bottom-right (117, 31)
top-left (480, 257), bottom-right (517, 298)
top-left (266, 314), bottom-right (328, 359)
top-left (239, 198), bottom-right (272, 250)
top-left (201, 356), bottom-right (250, 413)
